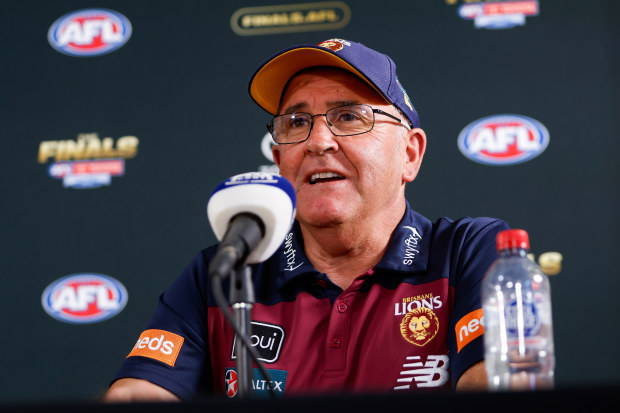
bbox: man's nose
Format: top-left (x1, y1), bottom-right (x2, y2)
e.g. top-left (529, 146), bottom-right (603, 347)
top-left (305, 115), bottom-right (338, 155)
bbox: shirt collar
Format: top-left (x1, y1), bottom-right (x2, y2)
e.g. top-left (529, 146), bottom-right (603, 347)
top-left (374, 201), bottom-right (431, 273)
top-left (273, 220), bottom-right (316, 289)
top-left (272, 201), bottom-right (431, 290)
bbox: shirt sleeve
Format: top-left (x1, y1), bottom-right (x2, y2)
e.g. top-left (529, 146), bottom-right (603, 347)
top-left (448, 218), bottom-right (510, 386)
top-left (111, 250), bottom-right (214, 400)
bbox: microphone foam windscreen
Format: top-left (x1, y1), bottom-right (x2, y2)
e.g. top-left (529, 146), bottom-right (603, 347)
top-left (207, 172), bottom-right (296, 264)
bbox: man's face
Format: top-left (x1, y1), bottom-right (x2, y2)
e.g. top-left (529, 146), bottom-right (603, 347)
top-left (272, 68), bottom-right (423, 230)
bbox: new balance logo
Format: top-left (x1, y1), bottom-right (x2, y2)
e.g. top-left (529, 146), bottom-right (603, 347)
top-left (393, 355), bottom-right (449, 390)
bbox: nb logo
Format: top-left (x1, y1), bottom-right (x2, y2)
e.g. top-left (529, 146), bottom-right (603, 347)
top-left (393, 355), bottom-right (449, 390)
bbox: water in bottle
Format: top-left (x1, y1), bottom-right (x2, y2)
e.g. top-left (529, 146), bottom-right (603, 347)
top-left (481, 229), bottom-right (555, 391)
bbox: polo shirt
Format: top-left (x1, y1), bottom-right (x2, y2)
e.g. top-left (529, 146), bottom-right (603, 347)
top-left (113, 202), bottom-right (508, 399)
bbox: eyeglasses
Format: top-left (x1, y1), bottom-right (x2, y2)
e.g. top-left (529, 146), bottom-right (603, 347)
top-left (267, 104), bottom-right (411, 145)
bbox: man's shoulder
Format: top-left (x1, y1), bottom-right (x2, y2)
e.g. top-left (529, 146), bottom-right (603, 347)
top-left (428, 215), bottom-right (509, 252)
top-left (433, 215), bottom-right (508, 232)
top-left (404, 203), bottom-right (507, 234)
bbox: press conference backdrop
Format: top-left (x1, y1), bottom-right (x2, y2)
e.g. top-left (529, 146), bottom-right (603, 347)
top-left (1, 0), bottom-right (618, 404)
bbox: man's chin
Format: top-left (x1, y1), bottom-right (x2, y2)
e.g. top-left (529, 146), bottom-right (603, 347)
top-left (298, 208), bottom-right (348, 229)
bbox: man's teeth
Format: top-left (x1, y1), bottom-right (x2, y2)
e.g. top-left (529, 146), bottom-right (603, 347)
top-left (310, 172), bottom-right (344, 184)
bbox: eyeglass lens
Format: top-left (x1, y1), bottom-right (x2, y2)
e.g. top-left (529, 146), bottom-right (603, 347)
top-left (271, 104), bottom-right (375, 144)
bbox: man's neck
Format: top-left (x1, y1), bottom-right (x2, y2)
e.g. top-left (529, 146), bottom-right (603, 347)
top-left (298, 202), bottom-right (406, 290)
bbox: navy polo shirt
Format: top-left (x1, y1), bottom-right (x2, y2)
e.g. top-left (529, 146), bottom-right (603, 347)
top-left (113, 202), bottom-right (508, 399)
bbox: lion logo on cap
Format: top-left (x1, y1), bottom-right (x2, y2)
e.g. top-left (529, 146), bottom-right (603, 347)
top-left (400, 307), bottom-right (439, 346)
top-left (318, 40), bottom-right (343, 52)
top-left (317, 38), bottom-right (350, 52)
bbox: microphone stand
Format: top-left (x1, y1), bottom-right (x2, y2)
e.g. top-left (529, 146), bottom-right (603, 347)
top-left (229, 265), bottom-right (254, 398)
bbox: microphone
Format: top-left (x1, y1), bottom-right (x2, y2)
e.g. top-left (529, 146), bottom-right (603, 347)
top-left (206, 172), bottom-right (296, 278)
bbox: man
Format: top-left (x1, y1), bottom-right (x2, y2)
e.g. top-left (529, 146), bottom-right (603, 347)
top-left (103, 38), bottom-right (508, 401)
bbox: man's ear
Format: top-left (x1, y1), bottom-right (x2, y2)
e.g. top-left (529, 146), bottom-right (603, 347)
top-left (402, 128), bottom-right (427, 183)
top-left (272, 144), bottom-right (281, 167)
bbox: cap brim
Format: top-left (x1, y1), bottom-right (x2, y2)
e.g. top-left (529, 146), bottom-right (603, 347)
top-left (249, 46), bottom-right (381, 115)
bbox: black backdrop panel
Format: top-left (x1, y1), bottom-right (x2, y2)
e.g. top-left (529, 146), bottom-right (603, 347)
top-left (1, 0), bottom-right (618, 404)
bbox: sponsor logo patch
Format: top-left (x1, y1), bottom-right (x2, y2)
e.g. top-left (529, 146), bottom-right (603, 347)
top-left (455, 308), bottom-right (484, 352)
top-left (400, 307), bottom-right (439, 347)
top-left (231, 321), bottom-right (285, 363)
top-left (224, 368), bottom-right (287, 398)
top-left (458, 114), bottom-right (549, 165)
top-left (41, 273), bottom-right (128, 324)
top-left (48, 8), bottom-right (132, 56)
top-left (127, 329), bottom-right (184, 367)
top-left (225, 368), bottom-right (239, 398)
top-left (393, 355), bottom-right (449, 390)
top-left (401, 226), bottom-right (422, 265)
top-left (283, 232), bottom-right (304, 271)
top-left (251, 368), bottom-right (287, 397)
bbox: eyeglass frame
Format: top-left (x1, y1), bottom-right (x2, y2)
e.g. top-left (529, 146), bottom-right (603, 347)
top-left (266, 104), bottom-right (413, 145)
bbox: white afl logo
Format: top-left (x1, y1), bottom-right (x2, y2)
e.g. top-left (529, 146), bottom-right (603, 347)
top-left (48, 9), bottom-right (132, 57)
top-left (457, 114), bottom-right (549, 165)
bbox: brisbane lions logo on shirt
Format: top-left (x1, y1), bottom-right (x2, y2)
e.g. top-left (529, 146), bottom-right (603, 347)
top-left (399, 307), bottom-right (439, 347)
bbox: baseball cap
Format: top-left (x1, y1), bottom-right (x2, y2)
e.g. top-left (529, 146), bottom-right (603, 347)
top-left (248, 38), bottom-right (419, 128)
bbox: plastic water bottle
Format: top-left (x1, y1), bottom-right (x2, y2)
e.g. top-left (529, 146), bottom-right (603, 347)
top-left (481, 229), bottom-right (555, 391)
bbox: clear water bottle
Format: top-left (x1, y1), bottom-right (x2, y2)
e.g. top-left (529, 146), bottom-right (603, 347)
top-left (481, 229), bottom-right (555, 391)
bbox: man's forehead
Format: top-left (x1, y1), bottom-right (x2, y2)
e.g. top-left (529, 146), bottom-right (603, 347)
top-left (281, 99), bottom-right (359, 114)
top-left (279, 68), bottom-right (388, 112)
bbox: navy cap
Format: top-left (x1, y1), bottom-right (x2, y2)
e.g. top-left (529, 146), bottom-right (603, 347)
top-left (249, 38), bottom-right (419, 128)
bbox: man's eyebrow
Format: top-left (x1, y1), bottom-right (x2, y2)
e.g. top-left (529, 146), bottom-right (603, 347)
top-left (280, 100), bottom-right (361, 114)
top-left (280, 103), bottom-right (308, 114)
top-left (326, 99), bottom-right (360, 107)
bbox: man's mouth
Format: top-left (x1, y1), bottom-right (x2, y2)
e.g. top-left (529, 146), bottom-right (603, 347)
top-left (309, 172), bottom-right (345, 185)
